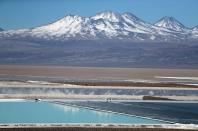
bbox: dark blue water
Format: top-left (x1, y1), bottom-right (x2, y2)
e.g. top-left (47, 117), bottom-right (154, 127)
top-left (65, 101), bottom-right (198, 124)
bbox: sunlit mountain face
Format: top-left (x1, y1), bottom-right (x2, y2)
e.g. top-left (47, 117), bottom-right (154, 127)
top-left (0, 11), bottom-right (198, 68)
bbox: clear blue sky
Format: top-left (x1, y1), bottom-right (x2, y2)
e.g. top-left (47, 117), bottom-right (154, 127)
top-left (0, 0), bottom-right (198, 30)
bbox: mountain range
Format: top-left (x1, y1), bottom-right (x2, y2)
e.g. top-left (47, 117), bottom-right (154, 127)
top-left (0, 11), bottom-right (198, 68)
top-left (0, 11), bottom-right (198, 42)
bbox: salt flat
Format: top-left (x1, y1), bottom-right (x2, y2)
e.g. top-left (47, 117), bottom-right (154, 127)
top-left (0, 65), bottom-right (198, 81)
top-left (0, 65), bottom-right (198, 101)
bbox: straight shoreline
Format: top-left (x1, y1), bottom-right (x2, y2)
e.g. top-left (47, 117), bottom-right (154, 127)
top-left (1, 94), bottom-right (198, 101)
top-left (0, 124), bottom-right (198, 131)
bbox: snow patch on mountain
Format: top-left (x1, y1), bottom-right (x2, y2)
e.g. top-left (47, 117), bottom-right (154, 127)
top-left (91, 11), bottom-right (122, 22)
top-left (192, 26), bottom-right (198, 32)
top-left (191, 26), bottom-right (198, 38)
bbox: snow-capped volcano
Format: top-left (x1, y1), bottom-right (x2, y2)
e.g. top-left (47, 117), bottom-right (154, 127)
top-left (154, 16), bottom-right (187, 32)
top-left (31, 15), bottom-right (93, 39)
top-left (0, 11), bottom-right (197, 42)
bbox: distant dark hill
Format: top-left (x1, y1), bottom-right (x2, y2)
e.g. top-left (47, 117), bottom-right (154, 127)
top-left (0, 39), bottom-right (197, 68)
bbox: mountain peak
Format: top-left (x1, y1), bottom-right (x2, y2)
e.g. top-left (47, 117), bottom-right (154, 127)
top-left (161, 16), bottom-right (176, 21)
top-left (154, 16), bottom-right (186, 31)
top-left (91, 11), bottom-right (122, 22)
top-left (62, 14), bottom-right (85, 21)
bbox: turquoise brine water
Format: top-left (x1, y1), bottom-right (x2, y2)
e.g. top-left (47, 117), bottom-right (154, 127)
top-left (0, 101), bottom-right (166, 124)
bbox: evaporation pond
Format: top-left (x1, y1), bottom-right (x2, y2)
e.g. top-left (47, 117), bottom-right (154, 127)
top-left (0, 101), bottom-right (166, 124)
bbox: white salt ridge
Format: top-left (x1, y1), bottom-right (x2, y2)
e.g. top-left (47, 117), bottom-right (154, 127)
top-left (0, 123), bottom-right (198, 130)
top-left (26, 80), bottom-right (57, 85)
top-left (0, 99), bottom-right (25, 102)
top-left (155, 76), bottom-right (198, 81)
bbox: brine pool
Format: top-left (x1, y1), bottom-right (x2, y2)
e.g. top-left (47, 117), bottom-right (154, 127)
top-left (0, 100), bottom-right (168, 125)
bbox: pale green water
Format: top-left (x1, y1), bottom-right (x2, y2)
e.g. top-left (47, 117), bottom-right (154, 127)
top-left (0, 101), bottom-right (166, 124)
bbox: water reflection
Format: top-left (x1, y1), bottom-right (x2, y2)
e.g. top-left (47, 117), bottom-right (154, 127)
top-left (53, 104), bottom-right (79, 114)
top-left (92, 110), bottom-right (112, 117)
